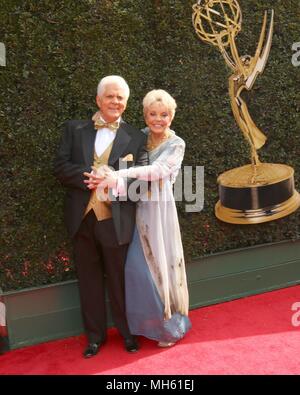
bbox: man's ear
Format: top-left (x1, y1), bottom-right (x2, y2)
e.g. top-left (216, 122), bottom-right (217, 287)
top-left (96, 95), bottom-right (101, 109)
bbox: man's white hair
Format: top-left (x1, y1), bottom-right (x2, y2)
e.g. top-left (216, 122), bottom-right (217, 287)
top-left (97, 75), bottom-right (130, 100)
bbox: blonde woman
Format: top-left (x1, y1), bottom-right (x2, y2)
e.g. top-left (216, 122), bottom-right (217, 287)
top-left (96, 89), bottom-right (191, 347)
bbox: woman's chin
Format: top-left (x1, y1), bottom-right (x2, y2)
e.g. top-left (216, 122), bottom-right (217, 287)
top-left (150, 127), bottom-right (167, 134)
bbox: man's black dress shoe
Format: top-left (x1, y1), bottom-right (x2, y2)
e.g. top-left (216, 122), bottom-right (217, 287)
top-left (83, 342), bottom-right (102, 359)
top-left (124, 338), bottom-right (139, 353)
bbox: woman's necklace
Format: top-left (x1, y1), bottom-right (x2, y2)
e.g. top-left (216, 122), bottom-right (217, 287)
top-left (147, 129), bottom-right (170, 151)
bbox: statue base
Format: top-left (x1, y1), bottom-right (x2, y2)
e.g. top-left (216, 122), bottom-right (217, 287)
top-left (215, 163), bottom-right (300, 224)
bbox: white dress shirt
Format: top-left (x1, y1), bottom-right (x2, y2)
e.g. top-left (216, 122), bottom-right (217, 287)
top-left (93, 117), bottom-right (122, 196)
top-left (95, 128), bottom-right (116, 157)
top-left (94, 117), bottom-right (120, 157)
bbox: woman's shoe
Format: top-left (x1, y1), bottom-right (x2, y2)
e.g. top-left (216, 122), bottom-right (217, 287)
top-left (157, 341), bottom-right (175, 348)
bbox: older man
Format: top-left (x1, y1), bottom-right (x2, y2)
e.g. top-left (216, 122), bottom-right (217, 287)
top-left (54, 76), bottom-right (148, 358)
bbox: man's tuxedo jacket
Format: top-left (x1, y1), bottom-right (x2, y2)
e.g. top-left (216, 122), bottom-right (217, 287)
top-left (54, 119), bottom-right (148, 244)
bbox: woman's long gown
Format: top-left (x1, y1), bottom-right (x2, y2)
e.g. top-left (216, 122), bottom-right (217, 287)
top-left (118, 129), bottom-right (191, 343)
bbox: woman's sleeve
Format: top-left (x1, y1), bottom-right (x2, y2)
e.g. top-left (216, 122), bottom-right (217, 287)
top-left (117, 140), bottom-right (185, 182)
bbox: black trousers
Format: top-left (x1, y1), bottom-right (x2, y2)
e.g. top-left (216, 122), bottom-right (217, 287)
top-left (73, 210), bottom-right (131, 344)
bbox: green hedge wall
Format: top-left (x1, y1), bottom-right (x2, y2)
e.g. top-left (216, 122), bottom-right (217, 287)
top-left (1, 0), bottom-right (300, 291)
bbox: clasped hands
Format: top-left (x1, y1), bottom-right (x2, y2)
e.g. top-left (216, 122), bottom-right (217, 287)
top-left (83, 165), bottom-right (117, 190)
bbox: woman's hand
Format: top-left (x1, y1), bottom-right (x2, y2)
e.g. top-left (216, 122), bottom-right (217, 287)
top-left (98, 170), bottom-right (118, 189)
top-left (83, 165), bottom-right (114, 189)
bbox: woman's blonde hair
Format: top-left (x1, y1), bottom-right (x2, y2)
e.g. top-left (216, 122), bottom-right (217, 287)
top-left (143, 89), bottom-right (177, 120)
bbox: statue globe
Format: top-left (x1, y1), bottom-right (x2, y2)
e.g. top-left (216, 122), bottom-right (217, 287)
top-left (192, 0), bottom-right (242, 48)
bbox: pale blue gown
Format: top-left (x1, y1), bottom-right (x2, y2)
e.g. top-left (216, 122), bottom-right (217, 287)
top-left (120, 129), bottom-right (191, 343)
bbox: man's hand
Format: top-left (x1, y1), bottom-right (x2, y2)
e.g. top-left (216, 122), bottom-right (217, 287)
top-left (83, 171), bottom-right (103, 190)
top-left (84, 165), bottom-right (110, 189)
top-left (83, 165), bottom-right (116, 190)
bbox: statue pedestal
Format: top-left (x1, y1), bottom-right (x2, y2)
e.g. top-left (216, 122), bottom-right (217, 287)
top-left (215, 163), bottom-right (300, 224)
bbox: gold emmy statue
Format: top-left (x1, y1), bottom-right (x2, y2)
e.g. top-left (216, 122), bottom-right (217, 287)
top-left (192, 0), bottom-right (300, 224)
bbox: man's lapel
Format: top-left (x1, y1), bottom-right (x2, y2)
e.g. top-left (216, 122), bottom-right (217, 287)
top-left (108, 121), bottom-right (131, 166)
top-left (82, 120), bottom-right (97, 165)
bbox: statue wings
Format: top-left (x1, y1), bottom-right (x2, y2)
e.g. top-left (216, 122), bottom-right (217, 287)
top-left (245, 10), bottom-right (274, 90)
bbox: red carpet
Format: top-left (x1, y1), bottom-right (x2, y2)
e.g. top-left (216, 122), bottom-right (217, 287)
top-left (0, 285), bottom-right (299, 375)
